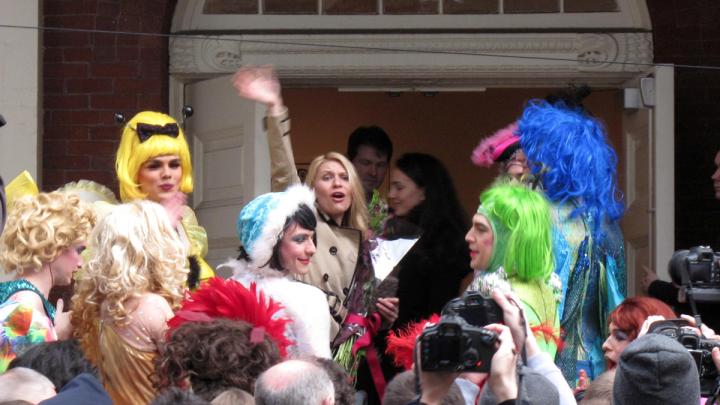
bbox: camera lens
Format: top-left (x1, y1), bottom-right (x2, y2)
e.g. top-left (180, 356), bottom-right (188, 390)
top-left (462, 348), bottom-right (480, 368)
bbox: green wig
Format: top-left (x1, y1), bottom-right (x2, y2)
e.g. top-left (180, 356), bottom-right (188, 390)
top-left (477, 183), bottom-right (554, 282)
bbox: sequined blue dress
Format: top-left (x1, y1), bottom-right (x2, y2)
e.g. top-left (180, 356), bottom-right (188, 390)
top-left (551, 201), bottom-right (626, 384)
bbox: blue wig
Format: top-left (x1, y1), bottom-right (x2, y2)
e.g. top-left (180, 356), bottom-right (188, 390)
top-left (519, 100), bottom-right (624, 237)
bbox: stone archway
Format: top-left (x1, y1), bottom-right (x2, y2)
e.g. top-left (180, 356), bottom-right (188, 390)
top-left (168, 0), bottom-right (673, 294)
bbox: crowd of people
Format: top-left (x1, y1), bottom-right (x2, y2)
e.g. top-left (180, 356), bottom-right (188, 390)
top-left (0, 66), bottom-right (717, 405)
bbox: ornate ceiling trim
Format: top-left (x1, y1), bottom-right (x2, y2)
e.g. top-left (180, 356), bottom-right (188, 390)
top-left (170, 32), bottom-right (653, 87)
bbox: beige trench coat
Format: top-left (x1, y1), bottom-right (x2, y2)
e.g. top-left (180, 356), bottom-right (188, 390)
top-left (266, 109), bottom-right (361, 337)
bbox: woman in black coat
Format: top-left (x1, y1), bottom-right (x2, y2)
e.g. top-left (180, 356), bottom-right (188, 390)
top-left (359, 153), bottom-right (473, 404)
top-left (385, 153), bottom-right (472, 327)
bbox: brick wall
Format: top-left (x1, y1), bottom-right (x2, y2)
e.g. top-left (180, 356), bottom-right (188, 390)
top-left (42, 0), bottom-right (177, 193)
top-left (646, 0), bottom-right (720, 249)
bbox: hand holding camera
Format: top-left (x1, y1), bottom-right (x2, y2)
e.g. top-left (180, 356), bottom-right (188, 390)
top-left (485, 324), bottom-right (519, 402)
top-left (647, 317), bottom-right (720, 396)
top-left (416, 290), bottom-right (522, 403)
top-left (419, 289), bottom-right (537, 373)
top-left (416, 289), bottom-right (570, 404)
top-left (416, 322), bottom-right (518, 405)
top-left (419, 315), bottom-right (499, 373)
top-left (490, 289), bottom-right (546, 358)
top-left (419, 292), bottom-right (505, 373)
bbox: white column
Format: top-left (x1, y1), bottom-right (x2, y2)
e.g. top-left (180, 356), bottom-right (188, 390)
top-left (654, 64), bottom-right (675, 278)
top-left (0, 0), bottom-right (40, 183)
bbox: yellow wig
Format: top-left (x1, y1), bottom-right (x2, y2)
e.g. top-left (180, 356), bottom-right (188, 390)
top-left (115, 111), bottom-right (193, 202)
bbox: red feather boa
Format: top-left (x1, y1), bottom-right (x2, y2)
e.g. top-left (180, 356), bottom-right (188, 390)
top-left (167, 277), bottom-right (293, 357)
top-left (385, 314), bottom-right (441, 370)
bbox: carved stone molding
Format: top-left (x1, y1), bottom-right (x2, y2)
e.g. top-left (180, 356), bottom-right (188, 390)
top-left (171, 37), bottom-right (243, 73)
top-left (170, 32), bottom-right (653, 86)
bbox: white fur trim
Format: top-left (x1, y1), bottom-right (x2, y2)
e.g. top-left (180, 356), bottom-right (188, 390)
top-left (225, 260), bottom-right (332, 358)
top-left (247, 185), bottom-right (316, 268)
top-left (220, 258), bottom-right (286, 280)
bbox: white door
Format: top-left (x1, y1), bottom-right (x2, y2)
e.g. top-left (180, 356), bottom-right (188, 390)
top-left (184, 74), bottom-right (271, 276)
top-left (621, 65), bottom-right (674, 295)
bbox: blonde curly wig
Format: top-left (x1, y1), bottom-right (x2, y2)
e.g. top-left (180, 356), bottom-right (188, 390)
top-left (0, 192), bottom-right (95, 276)
top-left (71, 200), bottom-right (188, 354)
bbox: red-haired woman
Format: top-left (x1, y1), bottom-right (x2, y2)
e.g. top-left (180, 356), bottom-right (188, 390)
top-left (602, 296), bottom-right (676, 368)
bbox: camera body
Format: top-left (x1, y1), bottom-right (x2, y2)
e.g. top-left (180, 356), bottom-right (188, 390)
top-left (420, 292), bottom-right (504, 373)
top-left (441, 291), bottom-right (504, 327)
top-left (420, 315), bottom-right (498, 372)
top-left (669, 246), bottom-right (720, 302)
top-left (649, 319), bottom-right (720, 395)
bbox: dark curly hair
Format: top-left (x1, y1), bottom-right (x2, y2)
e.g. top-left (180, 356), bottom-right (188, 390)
top-left (154, 319), bottom-right (281, 401)
top-left (8, 339), bottom-right (97, 390)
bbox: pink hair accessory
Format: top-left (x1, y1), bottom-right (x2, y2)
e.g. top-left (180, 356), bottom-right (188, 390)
top-left (471, 123), bottom-right (520, 167)
top-left (250, 326), bottom-right (266, 344)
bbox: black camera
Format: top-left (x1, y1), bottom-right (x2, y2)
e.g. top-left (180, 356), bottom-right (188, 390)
top-left (669, 246), bottom-right (720, 302)
top-left (419, 314), bottom-right (498, 373)
top-left (441, 291), bottom-right (504, 327)
top-left (649, 319), bottom-right (720, 396)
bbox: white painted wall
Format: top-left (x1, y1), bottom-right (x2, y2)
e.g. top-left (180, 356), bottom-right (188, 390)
top-left (0, 0), bottom-right (40, 183)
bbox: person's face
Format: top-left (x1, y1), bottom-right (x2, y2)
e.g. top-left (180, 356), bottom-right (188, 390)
top-left (388, 168), bottom-right (425, 217)
top-left (465, 214), bottom-right (494, 270)
top-left (351, 145), bottom-right (389, 196)
top-left (137, 155), bottom-right (182, 203)
top-left (503, 149), bottom-right (530, 179)
top-left (313, 160), bottom-right (352, 224)
top-left (712, 151), bottom-right (720, 200)
top-left (50, 243), bottom-right (86, 286)
top-left (602, 322), bottom-right (631, 368)
top-left (279, 223), bottom-right (316, 275)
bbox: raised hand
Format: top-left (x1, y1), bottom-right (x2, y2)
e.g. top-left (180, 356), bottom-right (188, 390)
top-left (159, 191), bottom-right (187, 230)
top-left (232, 66), bottom-right (284, 115)
top-left (54, 298), bottom-right (73, 340)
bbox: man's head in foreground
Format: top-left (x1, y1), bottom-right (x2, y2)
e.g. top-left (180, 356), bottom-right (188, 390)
top-left (254, 360), bottom-right (334, 405)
